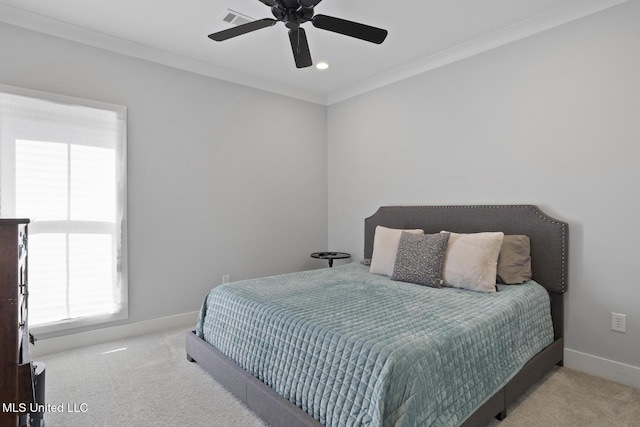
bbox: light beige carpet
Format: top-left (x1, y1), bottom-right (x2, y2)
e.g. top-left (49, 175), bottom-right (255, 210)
top-left (487, 365), bottom-right (640, 427)
top-left (39, 328), bottom-right (266, 427)
top-left (38, 328), bottom-right (639, 426)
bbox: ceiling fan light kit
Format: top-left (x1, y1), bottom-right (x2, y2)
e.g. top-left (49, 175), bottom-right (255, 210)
top-left (208, 0), bottom-right (388, 69)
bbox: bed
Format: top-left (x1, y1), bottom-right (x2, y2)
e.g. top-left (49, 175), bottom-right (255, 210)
top-left (186, 205), bottom-right (568, 426)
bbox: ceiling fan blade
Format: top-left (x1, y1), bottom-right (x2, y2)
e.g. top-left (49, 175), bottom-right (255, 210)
top-left (312, 14), bottom-right (388, 44)
top-left (288, 28), bottom-right (312, 68)
top-left (208, 18), bottom-right (277, 42)
top-left (258, 0), bottom-right (278, 6)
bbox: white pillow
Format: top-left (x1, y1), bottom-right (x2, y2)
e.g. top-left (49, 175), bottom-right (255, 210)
top-left (441, 231), bottom-right (505, 292)
top-left (370, 226), bottom-right (424, 276)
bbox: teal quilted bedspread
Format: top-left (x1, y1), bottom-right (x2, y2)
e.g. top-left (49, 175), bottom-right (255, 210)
top-left (196, 263), bottom-right (553, 426)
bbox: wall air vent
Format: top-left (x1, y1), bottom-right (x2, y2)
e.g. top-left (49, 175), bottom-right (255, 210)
top-left (222, 9), bottom-right (255, 27)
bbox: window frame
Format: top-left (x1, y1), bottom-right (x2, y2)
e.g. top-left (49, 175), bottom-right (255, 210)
top-left (0, 83), bottom-right (128, 335)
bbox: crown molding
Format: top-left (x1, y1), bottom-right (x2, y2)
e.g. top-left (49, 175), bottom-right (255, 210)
top-left (0, 0), bottom-right (627, 107)
top-left (326, 0), bottom-right (628, 105)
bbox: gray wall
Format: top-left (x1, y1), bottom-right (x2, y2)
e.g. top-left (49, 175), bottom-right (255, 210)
top-left (327, 1), bottom-right (640, 368)
top-left (0, 22), bottom-right (328, 336)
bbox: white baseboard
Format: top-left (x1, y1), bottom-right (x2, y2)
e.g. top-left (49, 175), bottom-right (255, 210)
top-left (565, 347), bottom-right (640, 390)
top-left (31, 311), bottom-right (199, 358)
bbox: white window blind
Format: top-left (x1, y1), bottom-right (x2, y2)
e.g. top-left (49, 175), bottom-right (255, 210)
top-left (0, 84), bottom-right (127, 333)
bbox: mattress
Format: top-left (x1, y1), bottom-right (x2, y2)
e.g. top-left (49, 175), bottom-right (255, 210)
top-left (196, 263), bottom-right (554, 426)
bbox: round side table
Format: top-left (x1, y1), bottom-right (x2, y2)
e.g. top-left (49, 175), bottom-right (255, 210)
top-left (310, 252), bottom-right (351, 267)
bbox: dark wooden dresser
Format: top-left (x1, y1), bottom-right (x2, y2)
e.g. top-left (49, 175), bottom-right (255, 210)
top-left (1, 219), bottom-right (34, 427)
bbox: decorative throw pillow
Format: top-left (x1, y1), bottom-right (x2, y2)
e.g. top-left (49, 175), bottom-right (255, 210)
top-left (370, 226), bottom-right (424, 276)
top-left (497, 235), bottom-right (532, 284)
top-left (392, 232), bottom-right (450, 288)
top-left (441, 231), bottom-right (505, 293)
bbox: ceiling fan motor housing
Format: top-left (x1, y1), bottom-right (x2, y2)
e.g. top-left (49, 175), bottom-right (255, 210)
top-left (271, 1), bottom-right (314, 29)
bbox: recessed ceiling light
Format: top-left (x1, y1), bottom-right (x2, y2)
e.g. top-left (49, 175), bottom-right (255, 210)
top-left (316, 62), bottom-right (329, 70)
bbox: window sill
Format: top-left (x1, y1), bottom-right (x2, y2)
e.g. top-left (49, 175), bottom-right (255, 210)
top-left (30, 308), bottom-right (129, 339)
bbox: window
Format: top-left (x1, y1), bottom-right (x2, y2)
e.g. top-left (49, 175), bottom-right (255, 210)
top-left (0, 84), bottom-right (127, 334)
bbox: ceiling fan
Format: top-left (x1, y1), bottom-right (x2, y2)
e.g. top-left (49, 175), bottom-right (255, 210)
top-left (208, 0), bottom-right (388, 68)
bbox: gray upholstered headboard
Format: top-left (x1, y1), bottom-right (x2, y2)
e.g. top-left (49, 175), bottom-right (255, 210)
top-left (364, 205), bottom-right (568, 294)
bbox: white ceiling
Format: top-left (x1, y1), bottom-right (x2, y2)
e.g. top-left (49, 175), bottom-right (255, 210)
top-left (0, 0), bottom-right (627, 104)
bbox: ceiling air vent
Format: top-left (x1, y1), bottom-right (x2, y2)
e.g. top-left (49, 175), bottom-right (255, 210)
top-left (222, 9), bottom-right (255, 27)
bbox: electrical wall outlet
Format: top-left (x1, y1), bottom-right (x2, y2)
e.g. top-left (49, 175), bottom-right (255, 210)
top-left (611, 312), bottom-right (626, 333)
top-left (222, 275), bottom-right (230, 284)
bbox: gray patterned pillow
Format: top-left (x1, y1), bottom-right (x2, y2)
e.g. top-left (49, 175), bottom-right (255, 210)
top-left (391, 232), bottom-right (450, 288)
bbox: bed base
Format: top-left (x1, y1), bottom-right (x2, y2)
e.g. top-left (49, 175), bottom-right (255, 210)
top-left (186, 330), bottom-right (563, 427)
